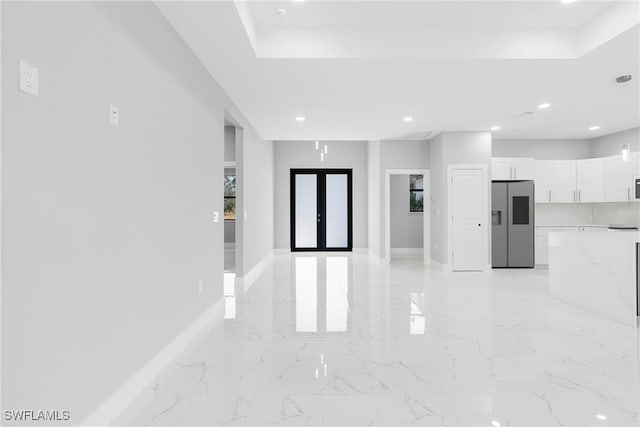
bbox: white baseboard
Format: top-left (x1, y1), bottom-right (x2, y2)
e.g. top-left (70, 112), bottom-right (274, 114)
top-left (352, 248), bottom-right (369, 254)
top-left (81, 299), bottom-right (224, 426)
top-left (390, 248), bottom-right (424, 255)
top-left (274, 248), bottom-right (290, 254)
top-left (237, 250), bottom-right (274, 293)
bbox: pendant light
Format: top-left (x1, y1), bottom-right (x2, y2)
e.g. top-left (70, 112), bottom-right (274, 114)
top-left (616, 74), bottom-right (632, 161)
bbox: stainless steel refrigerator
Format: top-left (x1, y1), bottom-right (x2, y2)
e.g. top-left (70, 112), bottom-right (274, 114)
top-left (492, 181), bottom-right (534, 268)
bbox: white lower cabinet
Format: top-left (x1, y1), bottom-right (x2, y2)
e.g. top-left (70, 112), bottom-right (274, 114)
top-left (535, 226), bottom-right (607, 265)
top-left (536, 227), bottom-right (577, 265)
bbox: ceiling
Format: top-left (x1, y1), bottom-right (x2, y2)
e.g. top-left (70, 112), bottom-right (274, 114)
top-left (156, 1), bottom-right (640, 141)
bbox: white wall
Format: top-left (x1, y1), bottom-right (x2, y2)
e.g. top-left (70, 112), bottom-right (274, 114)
top-left (377, 140), bottom-right (429, 257)
top-left (367, 141), bottom-right (381, 257)
top-left (429, 132), bottom-right (492, 265)
top-left (429, 134), bottom-right (446, 263)
top-left (224, 125), bottom-right (236, 162)
top-left (591, 127), bottom-right (639, 158)
top-left (390, 175), bottom-right (423, 249)
top-left (273, 141), bottom-right (368, 249)
top-left (1, 2), bottom-right (273, 423)
top-left (493, 138), bottom-right (592, 160)
top-left (237, 126), bottom-right (274, 274)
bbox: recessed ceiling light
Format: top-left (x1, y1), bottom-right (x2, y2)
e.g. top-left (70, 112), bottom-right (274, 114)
top-left (274, 7), bottom-right (287, 16)
top-left (588, 125), bottom-right (600, 131)
top-left (596, 414), bottom-right (607, 421)
top-left (538, 103), bottom-right (551, 109)
top-left (491, 125), bottom-right (501, 131)
top-left (295, 116), bottom-right (305, 122)
top-left (403, 116), bottom-right (413, 122)
top-left (491, 421), bottom-right (501, 427)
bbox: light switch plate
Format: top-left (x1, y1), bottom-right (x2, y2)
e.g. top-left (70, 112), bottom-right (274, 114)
top-left (213, 211), bottom-right (219, 223)
top-left (109, 104), bottom-right (119, 126)
top-left (19, 60), bottom-right (39, 97)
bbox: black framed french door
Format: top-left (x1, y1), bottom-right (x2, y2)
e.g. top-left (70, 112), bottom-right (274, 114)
top-left (290, 169), bottom-right (353, 252)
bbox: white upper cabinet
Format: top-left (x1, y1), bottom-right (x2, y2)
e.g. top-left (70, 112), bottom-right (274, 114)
top-left (576, 158), bottom-right (604, 203)
top-left (548, 161), bottom-right (577, 203)
top-left (534, 160), bottom-right (577, 203)
top-left (604, 155), bottom-right (633, 202)
top-left (491, 158), bottom-right (512, 180)
top-left (496, 153), bottom-right (638, 204)
top-left (491, 157), bottom-right (534, 181)
top-left (535, 161), bottom-right (550, 203)
top-left (512, 158), bottom-right (535, 180)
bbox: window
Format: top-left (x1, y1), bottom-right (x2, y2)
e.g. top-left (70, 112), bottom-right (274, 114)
top-left (224, 172), bottom-right (236, 220)
top-left (409, 174), bottom-right (424, 213)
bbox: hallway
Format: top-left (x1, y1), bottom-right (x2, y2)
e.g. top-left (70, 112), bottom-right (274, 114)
top-left (114, 254), bottom-right (640, 426)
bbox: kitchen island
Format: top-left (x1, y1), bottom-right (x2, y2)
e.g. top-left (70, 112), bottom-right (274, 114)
top-left (548, 230), bottom-right (639, 326)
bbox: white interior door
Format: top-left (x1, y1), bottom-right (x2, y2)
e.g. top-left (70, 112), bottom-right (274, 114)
top-left (451, 168), bottom-right (486, 271)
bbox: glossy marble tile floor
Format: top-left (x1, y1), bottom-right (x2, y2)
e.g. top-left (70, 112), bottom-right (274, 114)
top-left (114, 253), bottom-right (640, 426)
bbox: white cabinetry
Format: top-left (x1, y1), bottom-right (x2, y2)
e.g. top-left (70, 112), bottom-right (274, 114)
top-left (548, 161), bottom-right (577, 203)
top-left (491, 157), bottom-right (534, 181)
top-left (604, 155), bottom-right (633, 202)
top-left (496, 153), bottom-right (639, 204)
top-left (534, 161), bottom-right (549, 203)
top-left (535, 160), bottom-right (576, 203)
top-left (576, 158), bottom-right (604, 203)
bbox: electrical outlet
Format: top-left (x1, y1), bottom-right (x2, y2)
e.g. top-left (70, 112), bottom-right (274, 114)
top-left (213, 211), bottom-right (219, 223)
top-left (109, 104), bottom-right (119, 126)
top-left (19, 60), bottom-right (39, 97)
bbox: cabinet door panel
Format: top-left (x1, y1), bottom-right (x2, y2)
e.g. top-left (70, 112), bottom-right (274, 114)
top-left (604, 156), bottom-right (632, 202)
top-left (534, 161), bottom-right (550, 203)
top-left (576, 158), bottom-right (604, 203)
top-left (514, 158), bottom-right (535, 180)
top-left (492, 158), bottom-right (512, 180)
top-left (548, 161), bottom-right (576, 203)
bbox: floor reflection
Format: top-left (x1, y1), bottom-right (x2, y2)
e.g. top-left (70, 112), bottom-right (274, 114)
top-left (223, 272), bottom-right (236, 319)
top-left (294, 255), bottom-right (351, 334)
top-left (410, 292), bottom-right (425, 335)
top-left (294, 257), bottom-right (318, 332)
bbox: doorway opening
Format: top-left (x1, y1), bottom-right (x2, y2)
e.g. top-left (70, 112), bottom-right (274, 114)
top-left (384, 169), bottom-right (430, 264)
top-left (223, 118), bottom-right (242, 320)
top-left (223, 125), bottom-right (237, 273)
top-left (290, 169), bottom-right (353, 252)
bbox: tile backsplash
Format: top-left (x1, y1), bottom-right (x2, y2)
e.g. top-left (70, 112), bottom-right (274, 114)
top-left (535, 203), bottom-right (594, 226)
top-left (592, 203), bottom-right (640, 227)
top-left (535, 203), bottom-right (640, 227)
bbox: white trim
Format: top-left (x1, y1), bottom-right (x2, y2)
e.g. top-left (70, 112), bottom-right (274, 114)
top-left (447, 164), bottom-right (489, 272)
top-left (80, 299), bottom-right (224, 426)
top-left (237, 250), bottom-right (273, 293)
top-left (224, 161), bottom-right (236, 168)
top-left (384, 169), bottom-right (430, 265)
top-left (352, 248), bottom-right (369, 254)
top-left (390, 248), bottom-right (424, 255)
